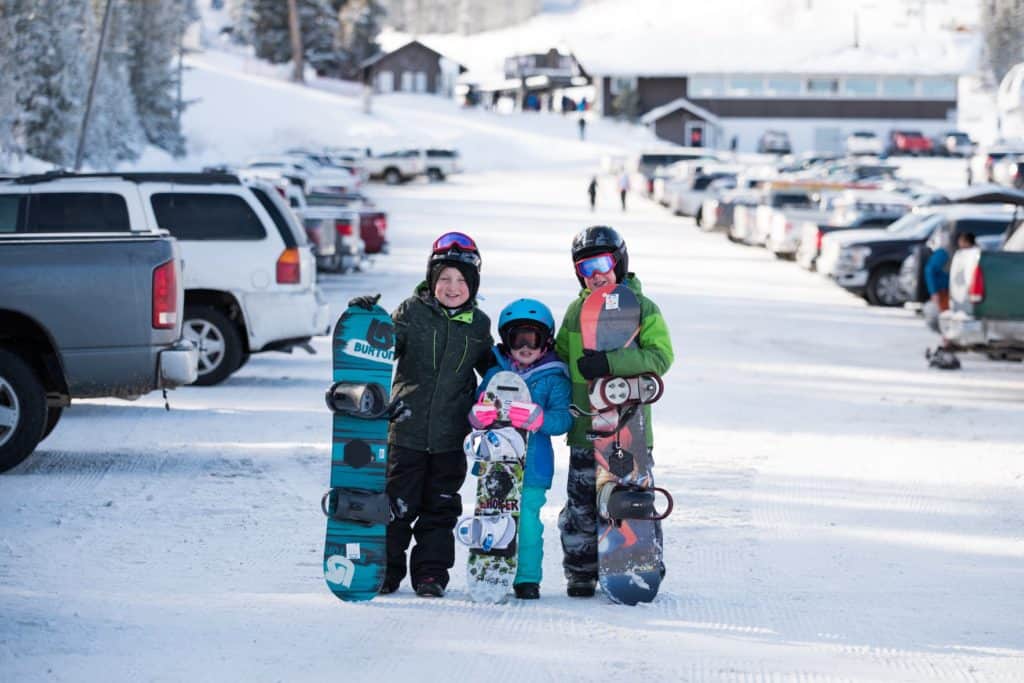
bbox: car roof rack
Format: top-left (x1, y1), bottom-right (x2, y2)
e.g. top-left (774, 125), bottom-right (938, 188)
top-left (9, 170), bottom-right (241, 185)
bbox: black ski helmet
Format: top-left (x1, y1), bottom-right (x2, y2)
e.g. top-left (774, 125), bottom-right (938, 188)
top-left (571, 225), bottom-right (628, 286)
top-left (426, 232), bottom-right (482, 301)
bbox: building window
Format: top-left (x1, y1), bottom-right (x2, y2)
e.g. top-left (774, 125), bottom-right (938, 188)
top-left (728, 77), bottom-right (764, 96)
top-left (376, 71), bottom-right (394, 93)
top-left (843, 77), bottom-right (878, 97)
top-left (807, 78), bottom-right (839, 95)
top-left (609, 76), bottom-right (637, 95)
top-left (414, 71), bottom-right (427, 92)
top-left (882, 77), bottom-right (915, 97)
top-left (401, 71), bottom-right (414, 92)
top-left (920, 77), bottom-right (956, 99)
top-left (766, 77), bottom-right (802, 96)
top-left (688, 76), bottom-right (724, 97)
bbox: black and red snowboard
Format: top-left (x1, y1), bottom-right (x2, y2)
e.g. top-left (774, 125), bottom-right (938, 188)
top-left (578, 284), bottom-right (672, 605)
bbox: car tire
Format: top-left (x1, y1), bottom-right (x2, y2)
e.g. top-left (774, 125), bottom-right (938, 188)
top-left (41, 406), bottom-right (63, 441)
top-left (427, 168), bottom-right (445, 182)
top-left (384, 168), bottom-right (402, 185)
top-left (183, 306), bottom-right (243, 386)
top-left (0, 348), bottom-right (47, 473)
top-left (866, 265), bottom-right (905, 307)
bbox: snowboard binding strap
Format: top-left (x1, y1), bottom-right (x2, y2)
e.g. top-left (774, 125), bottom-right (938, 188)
top-left (325, 381), bottom-right (411, 422)
top-left (321, 487), bottom-right (393, 526)
top-left (597, 483), bottom-right (674, 523)
top-left (456, 514), bottom-right (517, 552)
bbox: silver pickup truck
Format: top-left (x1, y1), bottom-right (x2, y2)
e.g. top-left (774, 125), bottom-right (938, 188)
top-left (0, 222), bottom-right (197, 472)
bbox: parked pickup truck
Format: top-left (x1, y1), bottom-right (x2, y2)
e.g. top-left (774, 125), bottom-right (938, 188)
top-left (941, 222), bottom-right (1024, 359)
top-left (795, 190), bottom-right (913, 271)
top-left (0, 200), bottom-right (198, 471)
top-left (364, 149), bottom-right (423, 184)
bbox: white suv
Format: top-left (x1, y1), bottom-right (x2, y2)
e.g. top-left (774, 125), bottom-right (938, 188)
top-left (10, 173), bottom-right (329, 385)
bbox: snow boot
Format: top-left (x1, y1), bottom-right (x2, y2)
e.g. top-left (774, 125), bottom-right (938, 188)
top-left (415, 577), bottom-right (444, 598)
top-left (379, 573), bottom-right (402, 595)
top-left (514, 583), bottom-right (540, 600)
top-left (566, 575), bottom-right (596, 597)
top-left (927, 347), bottom-right (961, 370)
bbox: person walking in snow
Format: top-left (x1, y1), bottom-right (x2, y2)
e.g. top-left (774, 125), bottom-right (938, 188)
top-left (555, 225), bottom-right (674, 597)
top-left (469, 299), bottom-right (572, 600)
top-left (578, 116), bottom-right (587, 140)
top-left (587, 176), bottom-right (598, 211)
top-left (350, 232), bottom-right (494, 598)
top-left (617, 172), bottom-right (630, 211)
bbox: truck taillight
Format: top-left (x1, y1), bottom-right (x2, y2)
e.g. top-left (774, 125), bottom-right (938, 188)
top-left (815, 230), bottom-right (824, 251)
top-left (335, 219), bottom-right (354, 236)
top-left (276, 247), bottom-right (301, 284)
top-left (373, 216), bottom-right (387, 235)
top-left (152, 259), bottom-right (178, 329)
top-left (969, 264), bottom-right (985, 303)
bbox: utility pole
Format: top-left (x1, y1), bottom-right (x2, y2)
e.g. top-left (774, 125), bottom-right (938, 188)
top-left (287, 0), bottom-right (305, 83)
top-left (74, 0), bottom-right (114, 170)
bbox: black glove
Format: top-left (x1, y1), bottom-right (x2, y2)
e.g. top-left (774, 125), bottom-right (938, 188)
top-left (577, 350), bottom-right (610, 380)
top-left (348, 293), bottom-right (381, 311)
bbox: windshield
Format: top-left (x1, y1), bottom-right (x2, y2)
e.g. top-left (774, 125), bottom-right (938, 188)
top-left (885, 212), bottom-right (941, 238)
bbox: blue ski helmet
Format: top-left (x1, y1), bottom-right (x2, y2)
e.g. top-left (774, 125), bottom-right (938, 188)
top-left (498, 298), bottom-right (555, 350)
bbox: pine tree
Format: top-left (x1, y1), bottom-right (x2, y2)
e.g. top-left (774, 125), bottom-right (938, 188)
top-left (82, 0), bottom-right (146, 169)
top-left (245, 0), bottom-right (342, 74)
top-left (124, 0), bottom-right (195, 157)
top-left (983, 0), bottom-right (1024, 85)
top-left (0, 2), bottom-right (21, 162)
top-left (337, 0), bottom-right (384, 79)
top-left (9, 0), bottom-right (91, 167)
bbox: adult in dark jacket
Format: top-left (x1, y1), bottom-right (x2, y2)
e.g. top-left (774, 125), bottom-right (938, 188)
top-left (381, 232), bottom-right (494, 597)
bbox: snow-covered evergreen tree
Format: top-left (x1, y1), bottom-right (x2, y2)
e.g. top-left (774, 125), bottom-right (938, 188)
top-left (983, 0), bottom-right (1024, 84)
top-left (81, 0), bottom-right (146, 169)
top-left (337, 0), bottom-right (384, 79)
top-left (0, 3), bottom-right (22, 162)
top-left (124, 0), bottom-right (195, 157)
top-left (244, 0), bottom-right (341, 75)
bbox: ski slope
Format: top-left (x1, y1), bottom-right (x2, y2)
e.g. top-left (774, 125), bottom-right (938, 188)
top-left (2, 43), bottom-right (1024, 683)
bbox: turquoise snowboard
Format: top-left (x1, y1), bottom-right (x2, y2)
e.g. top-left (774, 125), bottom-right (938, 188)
top-left (321, 303), bottom-right (396, 602)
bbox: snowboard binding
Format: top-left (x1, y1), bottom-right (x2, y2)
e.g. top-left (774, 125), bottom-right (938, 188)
top-left (321, 487), bottom-right (393, 526)
top-left (597, 483), bottom-right (674, 523)
top-left (925, 346), bottom-right (961, 370)
top-left (589, 374), bottom-right (664, 412)
top-left (455, 514), bottom-right (517, 552)
top-left (462, 428), bottom-right (526, 465)
top-left (325, 381), bottom-right (411, 422)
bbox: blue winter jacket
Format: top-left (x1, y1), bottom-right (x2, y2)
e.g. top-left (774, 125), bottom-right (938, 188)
top-left (476, 348), bottom-right (572, 489)
top-left (925, 247), bottom-right (950, 295)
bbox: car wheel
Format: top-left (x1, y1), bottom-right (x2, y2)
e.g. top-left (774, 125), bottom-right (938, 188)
top-left (41, 406), bottom-right (63, 441)
top-left (0, 348), bottom-right (46, 473)
top-left (384, 168), bottom-right (402, 185)
top-left (427, 168), bottom-right (445, 182)
top-left (183, 306), bottom-right (243, 386)
top-left (866, 265), bottom-right (905, 307)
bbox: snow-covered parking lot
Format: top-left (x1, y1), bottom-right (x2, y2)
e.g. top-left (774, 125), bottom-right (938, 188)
top-left (3, 57), bottom-right (1024, 681)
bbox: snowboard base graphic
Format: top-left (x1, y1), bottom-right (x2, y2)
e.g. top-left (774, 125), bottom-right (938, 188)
top-left (461, 371), bottom-right (529, 603)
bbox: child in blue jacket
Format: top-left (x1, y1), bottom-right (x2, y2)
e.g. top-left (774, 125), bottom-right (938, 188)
top-left (471, 299), bottom-right (572, 599)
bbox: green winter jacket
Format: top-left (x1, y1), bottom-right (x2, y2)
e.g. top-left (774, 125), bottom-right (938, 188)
top-left (555, 274), bottom-right (674, 448)
top-left (388, 283), bottom-right (495, 453)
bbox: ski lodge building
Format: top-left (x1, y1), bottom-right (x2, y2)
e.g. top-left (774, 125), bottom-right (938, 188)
top-left (579, 26), bottom-right (973, 154)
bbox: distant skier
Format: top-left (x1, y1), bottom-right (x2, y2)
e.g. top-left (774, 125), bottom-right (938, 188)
top-left (587, 176), bottom-right (598, 211)
top-left (617, 172), bottom-right (630, 211)
top-left (471, 299), bottom-right (572, 600)
top-left (555, 226), bottom-right (674, 597)
top-left (578, 117), bottom-right (587, 140)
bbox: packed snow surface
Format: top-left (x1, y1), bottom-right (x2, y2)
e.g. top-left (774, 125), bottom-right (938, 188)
top-left (3, 38), bottom-right (1024, 683)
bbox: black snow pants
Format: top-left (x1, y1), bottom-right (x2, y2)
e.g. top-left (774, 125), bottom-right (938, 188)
top-left (386, 444), bottom-right (468, 588)
top-left (558, 446), bottom-right (598, 580)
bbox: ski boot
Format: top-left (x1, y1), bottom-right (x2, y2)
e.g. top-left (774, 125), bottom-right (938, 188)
top-left (597, 483), bottom-right (674, 523)
top-left (926, 346), bottom-right (961, 370)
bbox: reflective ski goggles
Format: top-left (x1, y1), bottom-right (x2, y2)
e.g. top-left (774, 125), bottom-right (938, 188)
top-left (504, 324), bottom-right (547, 351)
top-left (432, 232), bottom-right (478, 254)
top-left (574, 253), bottom-right (616, 279)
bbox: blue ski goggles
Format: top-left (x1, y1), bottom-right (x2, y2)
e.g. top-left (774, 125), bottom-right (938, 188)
top-left (574, 253), bottom-right (616, 279)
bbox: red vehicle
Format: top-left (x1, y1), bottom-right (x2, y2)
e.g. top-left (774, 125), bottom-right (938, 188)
top-left (359, 210), bottom-right (388, 254)
top-left (888, 130), bottom-right (933, 156)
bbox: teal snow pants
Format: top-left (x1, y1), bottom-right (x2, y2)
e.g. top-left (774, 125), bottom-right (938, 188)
top-left (514, 485), bottom-right (547, 585)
